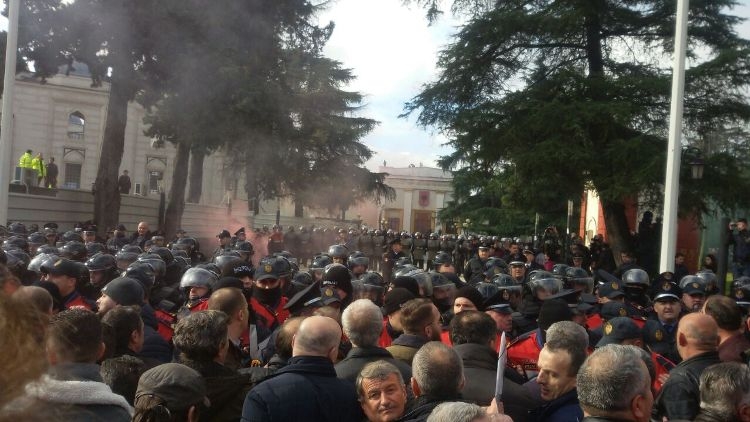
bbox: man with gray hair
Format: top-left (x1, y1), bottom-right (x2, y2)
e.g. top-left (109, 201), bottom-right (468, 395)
top-left (242, 315), bottom-right (362, 421)
top-left (399, 341), bottom-right (464, 422)
top-left (356, 360), bottom-right (409, 422)
top-left (577, 344), bottom-right (653, 422)
top-left (335, 299), bottom-right (412, 384)
top-left (694, 362), bottom-right (750, 422)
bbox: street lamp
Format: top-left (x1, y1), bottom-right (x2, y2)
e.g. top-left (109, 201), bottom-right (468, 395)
top-left (685, 147), bottom-right (704, 180)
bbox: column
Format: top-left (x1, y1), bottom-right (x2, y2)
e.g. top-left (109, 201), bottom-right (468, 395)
top-left (403, 190), bottom-right (413, 232)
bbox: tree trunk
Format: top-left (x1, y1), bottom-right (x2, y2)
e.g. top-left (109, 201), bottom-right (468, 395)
top-left (294, 197), bottom-right (303, 218)
top-left (601, 198), bottom-right (634, 267)
top-left (187, 149), bottom-right (205, 203)
top-left (163, 142), bottom-right (190, 240)
top-left (93, 76), bottom-right (131, 233)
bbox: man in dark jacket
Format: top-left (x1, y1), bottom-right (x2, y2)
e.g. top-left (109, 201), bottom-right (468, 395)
top-left (174, 310), bottom-right (260, 422)
top-left (27, 309), bottom-right (132, 421)
top-left (450, 311), bottom-right (537, 422)
top-left (241, 315), bottom-right (362, 422)
top-left (653, 313), bottom-right (721, 421)
top-left (577, 344), bottom-right (653, 422)
top-left (397, 341), bottom-right (464, 422)
top-left (386, 298), bottom-right (442, 365)
top-left (529, 321), bottom-right (587, 422)
top-left (336, 299), bottom-right (412, 384)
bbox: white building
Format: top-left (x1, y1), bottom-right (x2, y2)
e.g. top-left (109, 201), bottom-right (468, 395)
top-left (6, 65), bottom-right (230, 206)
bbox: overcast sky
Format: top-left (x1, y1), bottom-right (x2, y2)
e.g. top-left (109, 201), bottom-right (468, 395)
top-left (2, 1), bottom-right (749, 172)
top-left (318, 0), bottom-right (750, 171)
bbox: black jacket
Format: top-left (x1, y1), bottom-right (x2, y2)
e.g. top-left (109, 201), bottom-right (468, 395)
top-left (139, 304), bottom-right (172, 363)
top-left (241, 356), bottom-right (362, 422)
top-left (182, 359), bottom-right (258, 422)
top-left (397, 395), bottom-right (462, 422)
top-left (529, 388), bottom-right (582, 422)
top-left (453, 343), bottom-right (538, 422)
top-left (653, 351), bottom-right (721, 421)
top-left (335, 346), bottom-right (412, 384)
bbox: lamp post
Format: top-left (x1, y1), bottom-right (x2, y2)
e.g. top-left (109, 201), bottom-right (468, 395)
top-left (659, 0), bottom-right (690, 274)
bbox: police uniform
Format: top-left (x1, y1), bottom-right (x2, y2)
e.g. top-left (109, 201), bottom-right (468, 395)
top-left (463, 249), bottom-right (488, 285)
top-left (412, 234), bottom-right (427, 270)
top-left (507, 329), bottom-right (543, 380)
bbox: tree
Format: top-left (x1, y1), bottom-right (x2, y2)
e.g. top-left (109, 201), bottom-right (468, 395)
top-left (404, 0), bottom-right (750, 260)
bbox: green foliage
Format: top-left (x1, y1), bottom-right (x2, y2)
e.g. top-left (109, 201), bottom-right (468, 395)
top-left (406, 0), bottom-right (750, 235)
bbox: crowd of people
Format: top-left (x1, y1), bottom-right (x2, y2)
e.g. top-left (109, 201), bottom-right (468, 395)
top-left (17, 149), bottom-right (58, 189)
top-left (1, 218), bottom-right (750, 422)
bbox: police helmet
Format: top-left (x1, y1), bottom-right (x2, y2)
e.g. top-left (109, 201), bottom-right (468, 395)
top-left (233, 241), bottom-right (254, 255)
top-left (9, 222), bottom-right (27, 235)
top-left (120, 244), bottom-right (143, 254)
top-left (85, 242), bottom-right (107, 257)
top-left (28, 253), bottom-right (58, 274)
top-left (433, 251), bottom-right (453, 266)
top-left (36, 245), bottom-right (59, 255)
top-left (137, 254), bottom-right (167, 280)
top-left (327, 244), bottom-right (349, 260)
top-left (565, 267), bottom-right (594, 294)
top-left (179, 267), bottom-right (218, 290)
top-left (149, 247), bottom-right (175, 266)
top-left (60, 241), bottom-right (87, 261)
top-left (3, 236), bottom-right (29, 253)
top-left (622, 269), bottom-right (650, 287)
top-left (61, 230), bottom-right (84, 243)
top-left (85, 252), bottom-right (117, 272)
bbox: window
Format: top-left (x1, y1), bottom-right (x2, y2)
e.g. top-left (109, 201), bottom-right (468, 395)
top-left (63, 163), bottom-right (82, 189)
top-left (149, 171), bottom-right (163, 193)
top-left (67, 111), bottom-right (85, 140)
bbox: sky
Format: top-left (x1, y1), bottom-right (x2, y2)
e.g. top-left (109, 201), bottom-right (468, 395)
top-left (316, 0), bottom-right (464, 171)
top-left (2, 1), bottom-right (749, 172)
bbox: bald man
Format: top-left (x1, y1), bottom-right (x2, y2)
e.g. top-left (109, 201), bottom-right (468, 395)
top-left (653, 313), bottom-right (720, 421)
top-left (241, 316), bottom-right (363, 422)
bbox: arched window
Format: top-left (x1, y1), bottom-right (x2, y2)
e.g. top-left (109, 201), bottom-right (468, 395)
top-left (67, 111), bottom-right (85, 140)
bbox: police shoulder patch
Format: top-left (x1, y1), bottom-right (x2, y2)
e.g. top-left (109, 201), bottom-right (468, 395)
top-left (618, 307), bottom-right (627, 316)
top-left (604, 323), bottom-right (613, 335)
top-left (654, 329), bottom-right (663, 341)
top-left (611, 282), bottom-right (619, 290)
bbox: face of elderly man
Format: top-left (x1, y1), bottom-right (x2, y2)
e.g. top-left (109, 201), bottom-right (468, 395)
top-left (359, 372), bottom-right (407, 422)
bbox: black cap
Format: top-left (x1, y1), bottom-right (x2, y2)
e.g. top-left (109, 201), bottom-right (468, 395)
top-left (116, 224), bottom-right (127, 231)
top-left (483, 290), bottom-right (513, 314)
top-left (217, 229), bottom-right (231, 239)
top-left (538, 298), bottom-right (573, 331)
top-left (318, 287), bottom-right (342, 306)
top-left (654, 282), bottom-right (681, 302)
top-left (596, 317), bottom-right (642, 348)
top-left (136, 363), bottom-right (210, 410)
top-left (234, 227), bottom-right (245, 236)
top-left (682, 280), bottom-right (706, 296)
top-left (254, 260), bottom-right (278, 281)
top-left (46, 258), bottom-right (81, 278)
top-left (601, 301), bottom-right (629, 321)
top-left (507, 253), bottom-right (525, 264)
top-left (547, 289), bottom-right (593, 314)
top-left (382, 288), bottom-right (416, 315)
top-left (284, 280), bottom-right (322, 314)
top-left (597, 281), bottom-right (626, 299)
top-left (101, 277), bottom-right (144, 306)
top-left (454, 286), bottom-right (485, 311)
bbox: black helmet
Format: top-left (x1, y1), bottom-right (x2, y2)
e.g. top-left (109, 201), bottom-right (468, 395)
top-left (120, 244), bottom-right (143, 254)
top-left (85, 253), bottom-right (117, 272)
top-left (394, 264), bottom-right (419, 279)
top-left (732, 276), bottom-right (750, 306)
top-left (214, 252), bottom-right (243, 273)
top-left (137, 254), bottom-right (166, 280)
top-left (27, 232), bottom-right (46, 247)
top-left (174, 237), bottom-right (197, 252)
top-left (565, 267), bottom-right (594, 293)
top-left (179, 267), bottom-right (218, 290)
top-left (149, 247), bottom-right (175, 266)
top-left (394, 257), bottom-right (413, 271)
top-left (36, 245), bottom-right (59, 255)
top-left (433, 251), bottom-right (453, 266)
top-left (233, 241), bottom-right (254, 255)
top-left (622, 269), bottom-right (650, 288)
top-left (29, 253), bottom-right (58, 274)
top-left (85, 242), bottom-right (107, 256)
top-left (327, 244), bottom-right (349, 261)
top-left (528, 277), bottom-right (562, 296)
top-left (60, 241), bottom-right (87, 261)
top-left (475, 282), bottom-right (500, 301)
top-left (347, 251), bottom-right (369, 270)
top-left (61, 230), bottom-right (84, 243)
top-left (9, 222), bottom-right (27, 235)
top-left (310, 254), bottom-right (333, 270)
top-left (291, 271), bottom-right (314, 290)
top-left (3, 236), bottom-right (29, 253)
top-left (5, 249), bottom-right (31, 274)
top-left (695, 270), bottom-right (719, 294)
top-left (125, 262), bottom-right (157, 293)
top-left (195, 263), bottom-right (221, 279)
top-left (483, 257), bottom-right (508, 277)
top-left (551, 264), bottom-right (570, 281)
top-left (115, 251), bottom-right (140, 269)
top-left (360, 271), bottom-right (385, 288)
top-left (491, 273), bottom-right (521, 291)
